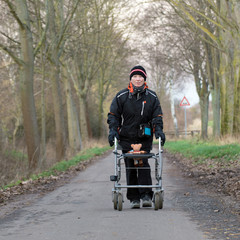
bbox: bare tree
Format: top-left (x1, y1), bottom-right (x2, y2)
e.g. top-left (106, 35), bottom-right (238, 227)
top-left (46, 0), bottom-right (80, 160)
top-left (164, 0), bottom-right (240, 137)
top-left (64, 64), bottom-right (82, 152)
top-left (0, 0), bottom-right (41, 170)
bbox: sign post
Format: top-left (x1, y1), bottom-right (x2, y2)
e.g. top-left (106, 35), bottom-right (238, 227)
top-left (180, 96), bottom-right (190, 136)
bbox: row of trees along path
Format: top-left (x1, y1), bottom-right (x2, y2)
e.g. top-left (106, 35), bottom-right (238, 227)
top-left (0, 0), bottom-right (130, 172)
top-left (1, 0), bottom-right (240, 174)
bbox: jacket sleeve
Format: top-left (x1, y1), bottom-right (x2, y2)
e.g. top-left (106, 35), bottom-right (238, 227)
top-left (107, 95), bottom-right (122, 130)
top-left (152, 96), bottom-right (163, 130)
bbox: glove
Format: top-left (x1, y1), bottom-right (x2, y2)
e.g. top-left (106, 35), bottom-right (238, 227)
top-left (155, 127), bottom-right (166, 146)
top-left (108, 129), bottom-right (120, 147)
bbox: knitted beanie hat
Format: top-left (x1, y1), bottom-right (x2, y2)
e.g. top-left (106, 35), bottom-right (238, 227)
top-left (129, 65), bottom-right (147, 81)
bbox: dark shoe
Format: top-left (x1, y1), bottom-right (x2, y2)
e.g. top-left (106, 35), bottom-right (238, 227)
top-left (142, 195), bottom-right (152, 207)
top-left (130, 200), bottom-right (140, 209)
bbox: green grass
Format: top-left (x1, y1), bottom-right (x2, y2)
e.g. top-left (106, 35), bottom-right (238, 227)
top-left (2, 146), bottom-right (111, 189)
top-left (4, 180), bottom-right (22, 188)
top-left (164, 140), bottom-right (240, 163)
top-left (50, 146), bottom-right (110, 172)
top-left (4, 150), bottom-right (27, 161)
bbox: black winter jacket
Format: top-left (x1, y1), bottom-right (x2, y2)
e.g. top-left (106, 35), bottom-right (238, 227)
top-left (107, 86), bottom-right (163, 151)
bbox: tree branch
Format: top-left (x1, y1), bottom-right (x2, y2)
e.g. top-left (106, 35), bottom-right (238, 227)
top-left (3, 0), bottom-right (24, 29)
top-left (184, 1), bottom-right (226, 31)
top-left (0, 31), bottom-right (20, 45)
top-left (34, 21), bottom-right (49, 57)
top-left (0, 42), bottom-right (23, 66)
top-left (57, 0), bottom-right (81, 49)
top-left (33, 0), bottom-right (49, 57)
top-left (204, 0), bottom-right (239, 33)
top-left (167, 0), bottom-right (222, 47)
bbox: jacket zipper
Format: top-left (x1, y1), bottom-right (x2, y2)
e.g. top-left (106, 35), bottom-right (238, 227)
top-left (141, 101), bottom-right (145, 116)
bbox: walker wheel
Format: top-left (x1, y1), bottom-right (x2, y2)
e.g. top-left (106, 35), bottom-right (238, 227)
top-left (113, 192), bottom-right (117, 210)
top-left (154, 192), bottom-right (163, 210)
top-left (159, 192), bottom-right (163, 209)
top-left (117, 193), bottom-right (123, 211)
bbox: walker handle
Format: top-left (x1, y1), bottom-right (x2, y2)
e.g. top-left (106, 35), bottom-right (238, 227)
top-left (158, 137), bottom-right (162, 153)
top-left (114, 137), bottom-right (118, 152)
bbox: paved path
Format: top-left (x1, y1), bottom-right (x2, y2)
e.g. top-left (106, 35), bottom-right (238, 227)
top-left (0, 149), bottom-right (218, 240)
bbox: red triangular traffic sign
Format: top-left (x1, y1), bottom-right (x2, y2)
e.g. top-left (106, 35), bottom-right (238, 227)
top-left (180, 96), bottom-right (190, 106)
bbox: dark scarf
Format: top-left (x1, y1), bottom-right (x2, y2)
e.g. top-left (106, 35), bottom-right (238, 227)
top-left (128, 82), bottom-right (148, 100)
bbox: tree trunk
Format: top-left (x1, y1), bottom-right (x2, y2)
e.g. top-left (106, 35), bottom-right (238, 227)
top-left (206, 0), bottom-right (221, 138)
top-left (220, 0), bottom-right (236, 135)
top-left (79, 96), bottom-right (89, 144)
top-left (50, 57), bottom-right (66, 161)
top-left (0, 121), bottom-right (3, 152)
top-left (40, 49), bottom-right (46, 167)
top-left (16, 0), bottom-right (40, 170)
top-left (48, 0), bottom-right (66, 161)
top-left (221, 93), bottom-right (229, 135)
top-left (169, 77), bottom-right (178, 137)
top-left (195, 40), bottom-right (209, 138)
top-left (64, 74), bottom-right (82, 152)
top-left (199, 96), bottom-right (209, 139)
top-left (226, 42), bottom-right (235, 135)
top-left (212, 47), bottom-right (221, 137)
top-left (85, 100), bottom-right (92, 139)
top-left (211, 84), bottom-right (221, 138)
top-left (233, 68), bottom-right (240, 135)
top-left (98, 92), bottom-right (104, 137)
top-left (208, 0), bottom-right (221, 138)
top-left (97, 71), bottom-right (105, 138)
top-left (228, 1), bottom-right (240, 136)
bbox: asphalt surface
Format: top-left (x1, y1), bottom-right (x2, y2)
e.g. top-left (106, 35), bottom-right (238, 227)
top-left (0, 149), bottom-right (239, 240)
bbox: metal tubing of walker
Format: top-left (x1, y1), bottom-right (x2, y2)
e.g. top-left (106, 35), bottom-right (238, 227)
top-left (114, 138), bottom-right (117, 177)
top-left (114, 184), bottom-right (162, 189)
top-left (159, 137), bottom-right (163, 182)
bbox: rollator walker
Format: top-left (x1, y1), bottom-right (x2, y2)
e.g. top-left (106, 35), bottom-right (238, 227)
top-left (110, 137), bottom-right (164, 211)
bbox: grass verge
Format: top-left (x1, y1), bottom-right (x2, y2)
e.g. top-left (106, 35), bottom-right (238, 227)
top-left (164, 140), bottom-right (240, 164)
top-left (2, 146), bottom-right (111, 190)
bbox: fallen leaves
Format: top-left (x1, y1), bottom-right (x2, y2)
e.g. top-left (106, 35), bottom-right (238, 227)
top-left (0, 159), bottom-right (94, 205)
top-left (165, 151), bottom-right (240, 202)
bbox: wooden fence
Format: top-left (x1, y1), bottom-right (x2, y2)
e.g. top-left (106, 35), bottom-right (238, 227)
top-left (164, 130), bottom-right (200, 137)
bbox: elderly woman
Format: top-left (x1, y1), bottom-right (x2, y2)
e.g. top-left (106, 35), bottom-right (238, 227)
top-left (107, 65), bottom-right (165, 209)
